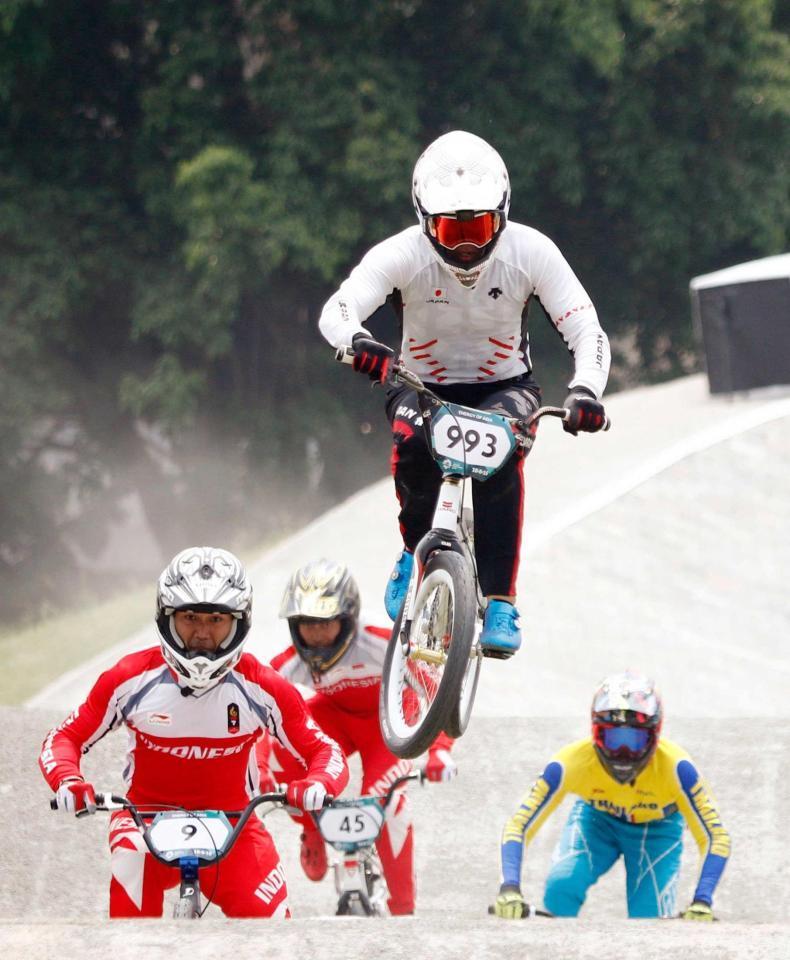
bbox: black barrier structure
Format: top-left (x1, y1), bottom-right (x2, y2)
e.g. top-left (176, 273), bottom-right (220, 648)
top-left (690, 254), bottom-right (790, 395)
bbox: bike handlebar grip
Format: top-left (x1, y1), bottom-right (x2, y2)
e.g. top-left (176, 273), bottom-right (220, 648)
top-left (335, 346), bottom-right (356, 364)
top-left (259, 791), bottom-right (288, 804)
top-left (487, 902), bottom-right (549, 919)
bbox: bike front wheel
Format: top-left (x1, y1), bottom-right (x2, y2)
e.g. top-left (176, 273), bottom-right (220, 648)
top-left (172, 894), bottom-right (199, 919)
top-left (379, 550), bottom-right (477, 758)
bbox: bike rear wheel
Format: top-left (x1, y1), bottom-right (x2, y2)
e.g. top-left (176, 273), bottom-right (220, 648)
top-left (379, 550), bottom-right (476, 758)
top-left (445, 637), bottom-right (482, 738)
top-left (445, 511), bottom-right (483, 738)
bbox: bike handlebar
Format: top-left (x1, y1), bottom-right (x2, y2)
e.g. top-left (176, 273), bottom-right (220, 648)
top-left (336, 348), bottom-right (611, 432)
top-left (50, 790), bottom-right (291, 819)
top-left (380, 770), bottom-right (425, 808)
top-left (50, 790), bottom-right (296, 866)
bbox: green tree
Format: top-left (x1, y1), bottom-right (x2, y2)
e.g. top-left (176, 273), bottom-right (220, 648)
top-left (0, 0), bottom-right (787, 621)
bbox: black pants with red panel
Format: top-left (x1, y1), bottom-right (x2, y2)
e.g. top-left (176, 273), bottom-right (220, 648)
top-left (385, 374), bottom-right (541, 598)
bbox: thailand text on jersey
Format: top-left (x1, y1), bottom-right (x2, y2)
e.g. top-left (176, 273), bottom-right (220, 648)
top-left (318, 223), bottom-right (610, 396)
top-left (39, 647), bottom-right (349, 809)
top-left (270, 615), bottom-right (391, 714)
top-left (501, 738), bottom-right (730, 905)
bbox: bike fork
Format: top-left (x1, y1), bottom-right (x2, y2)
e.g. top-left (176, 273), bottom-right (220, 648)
top-left (400, 475), bottom-right (464, 639)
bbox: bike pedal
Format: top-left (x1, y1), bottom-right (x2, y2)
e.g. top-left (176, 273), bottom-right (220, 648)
top-left (481, 647), bottom-right (516, 661)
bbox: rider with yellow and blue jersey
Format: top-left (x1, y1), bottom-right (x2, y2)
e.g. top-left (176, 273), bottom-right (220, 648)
top-left (493, 671), bottom-right (730, 920)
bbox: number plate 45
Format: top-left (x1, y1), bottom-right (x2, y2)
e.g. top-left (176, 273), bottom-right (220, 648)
top-left (317, 801), bottom-right (385, 850)
top-left (430, 403), bottom-right (516, 479)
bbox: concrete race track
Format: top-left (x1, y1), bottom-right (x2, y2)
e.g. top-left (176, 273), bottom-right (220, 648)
top-left (5, 373), bottom-right (790, 958)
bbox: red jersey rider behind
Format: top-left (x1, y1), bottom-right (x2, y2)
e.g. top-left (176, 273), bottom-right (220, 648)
top-left (318, 130), bottom-right (611, 659)
top-left (256, 558), bottom-right (456, 915)
top-left (39, 546), bottom-right (349, 919)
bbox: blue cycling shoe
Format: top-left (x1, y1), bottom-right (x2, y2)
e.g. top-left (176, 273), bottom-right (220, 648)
top-left (480, 600), bottom-right (522, 659)
top-left (384, 550), bottom-right (414, 621)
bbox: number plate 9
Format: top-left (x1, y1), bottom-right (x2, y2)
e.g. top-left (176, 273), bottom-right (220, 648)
top-left (147, 811), bottom-right (232, 861)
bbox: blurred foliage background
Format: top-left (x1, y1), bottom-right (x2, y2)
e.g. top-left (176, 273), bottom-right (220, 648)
top-left (1, 0), bottom-right (788, 623)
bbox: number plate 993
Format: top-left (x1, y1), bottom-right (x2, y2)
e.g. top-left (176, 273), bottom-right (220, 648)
top-left (430, 404), bottom-right (516, 477)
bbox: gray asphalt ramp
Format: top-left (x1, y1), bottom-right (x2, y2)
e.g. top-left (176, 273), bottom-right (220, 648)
top-left (3, 712), bottom-right (788, 958)
top-left (10, 373), bottom-right (790, 957)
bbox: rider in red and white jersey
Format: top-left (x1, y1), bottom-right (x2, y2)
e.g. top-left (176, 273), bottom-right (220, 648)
top-left (256, 558), bottom-right (456, 915)
top-left (39, 546), bottom-right (349, 918)
top-left (318, 130), bottom-right (611, 658)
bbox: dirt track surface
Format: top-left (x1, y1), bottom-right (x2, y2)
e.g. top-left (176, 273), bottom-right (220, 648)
top-left (28, 374), bottom-right (790, 717)
top-left (2, 919), bottom-right (789, 960)
top-left (11, 374), bottom-right (790, 957)
top-left (5, 713), bottom-right (789, 957)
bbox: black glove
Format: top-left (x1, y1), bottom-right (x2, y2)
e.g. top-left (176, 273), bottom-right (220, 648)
top-left (351, 333), bottom-right (395, 383)
top-left (563, 386), bottom-right (606, 435)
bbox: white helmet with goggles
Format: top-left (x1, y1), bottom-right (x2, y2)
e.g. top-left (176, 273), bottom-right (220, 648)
top-left (591, 670), bottom-right (663, 784)
top-left (412, 130), bottom-right (510, 286)
top-left (156, 546), bottom-right (252, 691)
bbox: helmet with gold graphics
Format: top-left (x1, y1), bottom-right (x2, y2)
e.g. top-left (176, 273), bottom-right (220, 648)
top-left (280, 558), bottom-right (361, 674)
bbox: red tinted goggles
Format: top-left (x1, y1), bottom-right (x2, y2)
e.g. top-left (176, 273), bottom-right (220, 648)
top-left (431, 212), bottom-right (498, 250)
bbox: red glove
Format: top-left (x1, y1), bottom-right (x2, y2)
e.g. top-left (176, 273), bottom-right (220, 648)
top-left (55, 778), bottom-right (97, 817)
top-left (424, 747), bottom-right (457, 783)
top-left (259, 771), bottom-right (279, 794)
top-left (287, 779), bottom-right (329, 812)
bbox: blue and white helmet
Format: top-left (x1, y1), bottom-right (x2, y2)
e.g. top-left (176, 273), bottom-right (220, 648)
top-left (156, 546), bottom-right (252, 690)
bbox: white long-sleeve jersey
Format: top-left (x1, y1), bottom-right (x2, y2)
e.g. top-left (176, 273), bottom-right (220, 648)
top-left (319, 223), bottom-right (610, 397)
